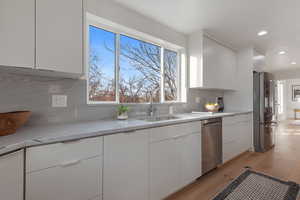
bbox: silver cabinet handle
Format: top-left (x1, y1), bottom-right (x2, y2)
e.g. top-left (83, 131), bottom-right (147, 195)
top-left (123, 130), bottom-right (136, 135)
top-left (173, 135), bottom-right (183, 140)
top-left (60, 159), bottom-right (81, 167)
top-left (62, 139), bottom-right (82, 144)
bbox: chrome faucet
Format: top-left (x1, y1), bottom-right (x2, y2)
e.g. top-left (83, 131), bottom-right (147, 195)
top-left (147, 91), bottom-right (157, 117)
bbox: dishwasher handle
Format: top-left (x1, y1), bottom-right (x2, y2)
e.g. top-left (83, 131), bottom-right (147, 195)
top-left (202, 118), bottom-right (222, 126)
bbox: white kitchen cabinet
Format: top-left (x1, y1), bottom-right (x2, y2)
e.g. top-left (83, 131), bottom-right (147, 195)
top-left (202, 36), bottom-right (237, 90)
top-left (103, 129), bottom-right (149, 200)
top-left (178, 133), bottom-right (202, 187)
top-left (0, 150), bottom-right (24, 200)
top-left (222, 114), bottom-right (252, 163)
top-left (0, 0), bottom-right (35, 68)
top-left (26, 137), bottom-right (102, 172)
top-left (188, 31), bottom-right (237, 90)
top-left (36, 0), bottom-right (83, 74)
top-left (150, 137), bottom-right (181, 200)
top-left (149, 123), bottom-right (202, 200)
top-left (26, 156), bottom-right (102, 200)
top-left (26, 137), bottom-right (103, 200)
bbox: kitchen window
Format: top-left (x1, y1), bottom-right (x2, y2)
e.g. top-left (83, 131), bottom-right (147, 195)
top-left (88, 26), bottom-right (116, 102)
top-left (87, 18), bottom-right (185, 104)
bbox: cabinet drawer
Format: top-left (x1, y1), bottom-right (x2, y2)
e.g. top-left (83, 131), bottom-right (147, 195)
top-left (223, 114), bottom-right (252, 125)
top-left (150, 121), bottom-right (200, 143)
top-left (222, 116), bottom-right (239, 125)
top-left (26, 156), bottom-right (102, 200)
top-left (26, 137), bottom-right (103, 172)
top-left (238, 114), bottom-right (252, 122)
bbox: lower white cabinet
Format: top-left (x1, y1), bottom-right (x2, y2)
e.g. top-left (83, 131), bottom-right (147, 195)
top-left (103, 129), bottom-right (149, 200)
top-left (149, 124), bottom-right (201, 200)
top-left (0, 150), bottom-right (24, 200)
top-left (26, 137), bottom-right (103, 200)
top-left (150, 137), bottom-right (181, 200)
top-left (26, 156), bottom-right (102, 200)
top-left (178, 133), bottom-right (202, 187)
top-left (222, 114), bottom-right (252, 163)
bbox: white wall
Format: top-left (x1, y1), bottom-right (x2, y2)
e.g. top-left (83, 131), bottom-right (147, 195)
top-left (282, 79), bottom-right (300, 119)
top-left (85, 0), bottom-right (187, 48)
top-left (273, 69), bottom-right (300, 80)
top-left (224, 47), bottom-right (254, 111)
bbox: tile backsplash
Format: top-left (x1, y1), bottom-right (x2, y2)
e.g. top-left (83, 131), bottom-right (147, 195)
top-left (0, 72), bottom-right (223, 126)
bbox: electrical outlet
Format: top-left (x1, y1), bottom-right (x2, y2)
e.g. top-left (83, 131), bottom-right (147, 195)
top-left (52, 95), bottom-right (67, 107)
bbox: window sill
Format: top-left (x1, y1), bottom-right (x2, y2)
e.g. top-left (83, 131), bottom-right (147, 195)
top-left (86, 101), bottom-right (187, 106)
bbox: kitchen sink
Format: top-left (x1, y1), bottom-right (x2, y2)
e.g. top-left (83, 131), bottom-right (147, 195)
top-left (140, 115), bottom-right (180, 122)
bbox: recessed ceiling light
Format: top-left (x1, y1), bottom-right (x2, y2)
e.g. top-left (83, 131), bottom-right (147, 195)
top-left (278, 51), bottom-right (286, 55)
top-left (291, 62), bottom-right (297, 65)
top-left (253, 55), bottom-right (265, 60)
top-left (257, 30), bottom-right (268, 36)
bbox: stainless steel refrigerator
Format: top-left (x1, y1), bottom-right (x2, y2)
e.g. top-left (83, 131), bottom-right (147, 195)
top-left (253, 71), bottom-right (277, 152)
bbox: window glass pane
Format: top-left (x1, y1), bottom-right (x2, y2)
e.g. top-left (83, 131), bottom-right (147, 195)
top-left (120, 35), bottom-right (161, 103)
top-left (88, 25), bottom-right (116, 102)
top-left (164, 49), bottom-right (178, 101)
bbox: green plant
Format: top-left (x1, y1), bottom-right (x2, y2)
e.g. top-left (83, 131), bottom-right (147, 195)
top-left (117, 105), bottom-right (129, 115)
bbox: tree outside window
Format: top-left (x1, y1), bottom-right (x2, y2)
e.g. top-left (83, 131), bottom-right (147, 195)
top-left (88, 25), bottom-right (180, 103)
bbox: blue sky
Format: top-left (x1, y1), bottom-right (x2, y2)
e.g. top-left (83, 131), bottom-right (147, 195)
top-left (89, 25), bottom-right (160, 83)
top-left (89, 25), bottom-right (115, 79)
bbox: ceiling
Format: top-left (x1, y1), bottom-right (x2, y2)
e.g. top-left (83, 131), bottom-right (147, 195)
top-left (113, 0), bottom-right (300, 72)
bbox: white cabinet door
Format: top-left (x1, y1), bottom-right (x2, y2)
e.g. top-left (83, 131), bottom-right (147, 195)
top-left (0, 150), bottom-right (24, 200)
top-left (103, 130), bottom-right (149, 200)
top-left (0, 0), bottom-right (34, 68)
top-left (26, 156), bottom-right (102, 200)
top-left (150, 138), bottom-right (180, 200)
top-left (202, 36), bottom-right (237, 90)
top-left (36, 0), bottom-right (83, 74)
top-left (223, 114), bottom-right (253, 163)
top-left (188, 30), bottom-right (204, 88)
top-left (178, 133), bottom-right (202, 187)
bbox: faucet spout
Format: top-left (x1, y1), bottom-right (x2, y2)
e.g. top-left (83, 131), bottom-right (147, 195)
top-left (148, 91), bottom-right (157, 117)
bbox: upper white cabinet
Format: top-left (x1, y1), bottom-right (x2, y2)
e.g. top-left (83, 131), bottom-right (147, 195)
top-left (26, 137), bottom-right (103, 200)
top-left (0, 150), bottom-right (24, 200)
top-left (203, 36), bottom-right (237, 90)
top-left (189, 31), bottom-right (237, 90)
top-left (36, 0), bottom-right (83, 74)
top-left (0, 0), bottom-right (35, 68)
top-left (103, 130), bottom-right (149, 200)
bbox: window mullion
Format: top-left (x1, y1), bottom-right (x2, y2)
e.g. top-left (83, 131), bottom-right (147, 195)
top-left (177, 51), bottom-right (181, 102)
top-left (115, 33), bottom-right (120, 103)
top-left (160, 47), bottom-right (165, 103)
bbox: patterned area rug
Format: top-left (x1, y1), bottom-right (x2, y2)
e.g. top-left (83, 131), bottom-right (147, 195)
top-left (213, 170), bottom-right (300, 200)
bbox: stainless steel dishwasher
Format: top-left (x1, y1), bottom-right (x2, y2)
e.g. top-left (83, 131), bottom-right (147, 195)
top-left (202, 118), bottom-right (222, 174)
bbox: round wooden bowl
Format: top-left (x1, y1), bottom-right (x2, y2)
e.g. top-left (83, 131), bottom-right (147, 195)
top-left (0, 111), bottom-right (31, 136)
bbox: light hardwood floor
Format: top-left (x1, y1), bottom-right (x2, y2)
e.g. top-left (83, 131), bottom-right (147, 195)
top-left (167, 120), bottom-right (300, 200)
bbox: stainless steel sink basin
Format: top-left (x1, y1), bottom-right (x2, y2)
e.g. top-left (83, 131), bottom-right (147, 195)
top-left (140, 115), bottom-right (180, 122)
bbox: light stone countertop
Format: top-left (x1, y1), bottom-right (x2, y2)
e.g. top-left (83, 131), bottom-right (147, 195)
top-left (0, 111), bottom-right (252, 155)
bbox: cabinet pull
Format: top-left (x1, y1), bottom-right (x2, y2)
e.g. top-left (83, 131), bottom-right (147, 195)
top-left (60, 159), bottom-right (81, 167)
top-left (173, 135), bottom-right (182, 140)
top-left (62, 139), bottom-right (82, 144)
top-left (123, 130), bottom-right (136, 135)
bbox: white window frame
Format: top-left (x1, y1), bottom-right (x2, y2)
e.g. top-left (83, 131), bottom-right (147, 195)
top-left (86, 13), bottom-right (185, 104)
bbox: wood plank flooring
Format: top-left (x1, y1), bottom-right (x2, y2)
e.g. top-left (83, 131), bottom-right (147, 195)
top-left (166, 120), bottom-right (300, 200)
